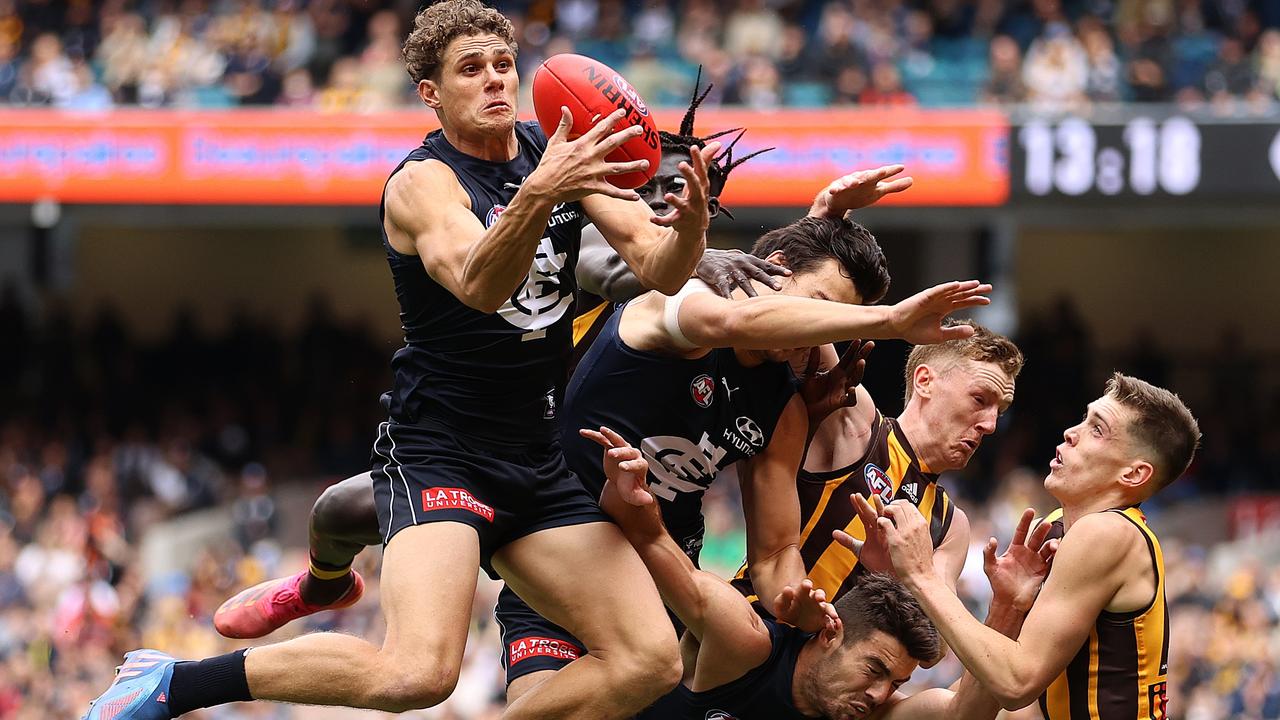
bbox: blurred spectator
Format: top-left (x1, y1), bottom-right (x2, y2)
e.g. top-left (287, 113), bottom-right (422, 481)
top-left (860, 61), bottom-right (918, 105)
top-left (1257, 29), bottom-right (1280, 100)
top-left (0, 0), bottom-right (1273, 111)
top-left (1079, 18), bottom-right (1125, 102)
top-left (1022, 26), bottom-right (1089, 111)
top-left (724, 0), bottom-right (785, 60)
top-left (981, 34), bottom-right (1027, 104)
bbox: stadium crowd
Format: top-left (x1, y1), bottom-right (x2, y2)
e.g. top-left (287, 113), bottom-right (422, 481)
top-left (0, 0), bottom-right (1278, 112)
top-left (0, 278), bottom-right (1278, 717)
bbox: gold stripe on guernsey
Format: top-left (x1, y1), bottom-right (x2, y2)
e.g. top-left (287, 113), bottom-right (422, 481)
top-left (799, 474), bottom-right (850, 546)
top-left (733, 472), bottom-right (849, 598)
top-left (1088, 627), bottom-right (1102, 719)
top-left (1129, 506), bottom-right (1167, 720)
top-left (1044, 670), bottom-right (1071, 719)
top-left (918, 483), bottom-right (937, 529)
top-left (572, 302), bottom-right (609, 346)
top-left (807, 429), bottom-right (912, 598)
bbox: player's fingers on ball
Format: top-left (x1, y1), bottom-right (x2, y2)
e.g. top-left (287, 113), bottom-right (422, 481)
top-left (588, 108), bottom-right (626, 137)
top-left (606, 159), bottom-right (650, 176)
top-left (553, 106), bottom-right (574, 138)
top-left (599, 124), bottom-right (643, 153)
top-left (1028, 515), bottom-right (1052, 549)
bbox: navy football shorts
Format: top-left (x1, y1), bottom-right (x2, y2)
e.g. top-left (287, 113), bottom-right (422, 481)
top-left (371, 419), bottom-right (607, 578)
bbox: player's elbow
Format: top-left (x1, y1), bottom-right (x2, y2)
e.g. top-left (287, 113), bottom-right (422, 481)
top-left (455, 283), bottom-right (507, 314)
top-left (993, 671), bottom-right (1043, 711)
top-left (636, 267), bottom-right (685, 297)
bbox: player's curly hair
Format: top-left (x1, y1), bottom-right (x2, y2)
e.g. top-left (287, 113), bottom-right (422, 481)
top-left (658, 68), bottom-right (772, 217)
top-left (402, 0), bottom-right (518, 84)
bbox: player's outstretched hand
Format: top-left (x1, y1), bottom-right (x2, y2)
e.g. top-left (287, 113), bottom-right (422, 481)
top-left (832, 493), bottom-right (894, 574)
top-left (773, 578), bottom-right (839, 634)
top-left (984, 508), bottom-right (1059, 612)
top-left (799, 341), bottom-right (874, 429)
top-left (808, 164), bottom-right (914, 218)
top-left (651, 142), bottom-right (721, 237)
top-left (696, 248), bottom-right (792, 297)
top-left (887, 280), bottom-right (993, 345)
top-left (580, 425), bottom-right (653, 508)
top-left (532, 107), bottom-right (652, 202)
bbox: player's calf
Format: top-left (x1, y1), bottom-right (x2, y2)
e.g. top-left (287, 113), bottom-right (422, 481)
top-left (304, 472), bottom-right (380, 605)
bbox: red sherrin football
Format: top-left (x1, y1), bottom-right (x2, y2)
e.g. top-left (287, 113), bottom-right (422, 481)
top-left (531, 54), bottom-right (661, 189)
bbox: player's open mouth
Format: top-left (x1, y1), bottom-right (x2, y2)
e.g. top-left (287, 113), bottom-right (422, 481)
top-left (960, 439), bottom-right (977, 452)
top-left (851, 701), bottom-right (870, 717)
top-left (484, 100), bottom-right (509, 111)
top-left (1051, 448), bottom-right (1063, 469)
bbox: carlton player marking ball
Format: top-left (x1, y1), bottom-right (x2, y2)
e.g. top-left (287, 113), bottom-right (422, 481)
top-left (531, 53), bottom-right (661, 189)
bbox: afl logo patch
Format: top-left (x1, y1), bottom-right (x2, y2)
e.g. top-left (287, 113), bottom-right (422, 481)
top-left (864, 464), bottom-right (894, 504)
top-left (690, 374), bottom-right (715, 408)
top-left (613, 74), bottom-right (649, 116)
top-left (486, 204), bottom-right (507, 228)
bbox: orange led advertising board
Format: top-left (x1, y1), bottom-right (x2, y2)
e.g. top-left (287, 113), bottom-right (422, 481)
top-left (0, 109), bottom-right (1007, 207)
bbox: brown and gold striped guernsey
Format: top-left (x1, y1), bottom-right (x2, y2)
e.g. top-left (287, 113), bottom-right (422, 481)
top-left (1038, 506), bottom-right (1170, 720)
top-left (732, 410), bottom-right (955, 603)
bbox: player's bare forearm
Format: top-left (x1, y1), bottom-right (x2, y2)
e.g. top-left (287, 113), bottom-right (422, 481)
top-left (905, 573), bottom-right (1034, 709)
top-left (453, 183), bottom-right (559, 312)
top-left (628, 224), bottom-right (705, 295)
top-left (609, 503), bottom-right (718, 638)
top-left (747, 546), bottom-right (811, 622)
top-left (583, 194), bottom-right (705, 296)
top-left (685, 294), bottom-right (895, 349)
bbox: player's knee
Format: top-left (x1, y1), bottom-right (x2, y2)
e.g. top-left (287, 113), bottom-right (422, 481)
top-left (367, 665), bottom-right (458, 713)
top-left (612, 631), bottom-right (682, 699)
top-left (311, 477), bottom-right (370, 542)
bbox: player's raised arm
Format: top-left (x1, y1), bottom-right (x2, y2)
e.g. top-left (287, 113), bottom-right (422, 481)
top-left (808, 164), bottom-right (915, 219)
top-left (579, 142), bottom-right (719, 296)
top-left (384, 107), bottom-right (648, 313)
top-left (736, 396), bottom-right (820, 630)
top-left (868, 508), bottom-right (1053, 720)
top-left (881, 502), bottom-right (1134, 710)
top-left (671, 278), bottom-right (993, 350)
top-left (580, 426), bottom-right (774, 677)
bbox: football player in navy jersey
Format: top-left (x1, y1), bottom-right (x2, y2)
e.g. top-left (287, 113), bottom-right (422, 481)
top-left (81, 2), bottom-right (719, 719)
top-left (587, 426), bottom-right (1055, 720)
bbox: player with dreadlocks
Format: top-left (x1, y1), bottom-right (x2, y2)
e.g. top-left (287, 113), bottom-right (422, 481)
top-left (572, 72), bottom-right (783, 363)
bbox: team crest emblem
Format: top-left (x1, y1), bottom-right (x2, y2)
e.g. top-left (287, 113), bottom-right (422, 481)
top-left (864, 464), bottom-right (894, 504)
top-left (1147, 682), bottom-right (1167, 720)
top-left (690, 374), bottom-right (715, 408)
top-left (486, 204), bottom-right (507, 228)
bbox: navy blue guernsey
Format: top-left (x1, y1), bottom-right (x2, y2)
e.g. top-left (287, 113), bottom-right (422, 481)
top-left (379, 121), bottom-right (584, 443)
top-left (639, 618), bottom-right (813, 720)
top-left (561, 305), bottom-right (797, 561)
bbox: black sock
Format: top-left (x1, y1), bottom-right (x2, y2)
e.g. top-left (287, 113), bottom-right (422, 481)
top-left (167, 649), bottom-right (253, 717)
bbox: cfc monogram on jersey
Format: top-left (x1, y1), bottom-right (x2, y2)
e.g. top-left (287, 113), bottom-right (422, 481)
top-left (562, 306), bottom-right (796, 562)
